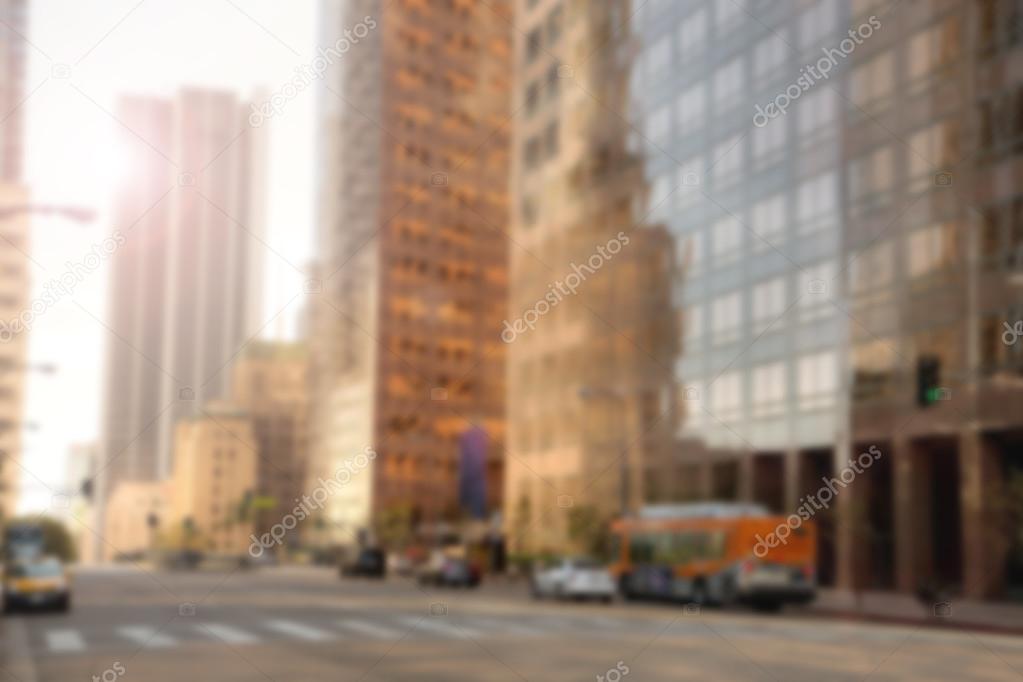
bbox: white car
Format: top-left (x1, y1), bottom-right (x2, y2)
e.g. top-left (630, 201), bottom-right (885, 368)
top-left (530, 557), bottom-right (616, 602)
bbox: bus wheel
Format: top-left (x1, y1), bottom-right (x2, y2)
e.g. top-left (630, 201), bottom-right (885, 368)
top-left (619, 575), bottom-right (637, 601)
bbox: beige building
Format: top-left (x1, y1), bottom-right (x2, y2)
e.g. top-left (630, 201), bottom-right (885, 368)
top-left (231, 341), bottom-right (308, 544)
top-left (504, 0), bottom-right (677, 551)
top-left (0, 183), bottom-right (30, 521)
top-left (101, 480), bottom-right (171, 562)
top-left (168, 403), bottom-right (257, 555)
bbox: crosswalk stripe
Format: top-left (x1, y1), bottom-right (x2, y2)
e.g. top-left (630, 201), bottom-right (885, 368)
top-left (396, 615), bottom-right (478, 639)
top-left (200, 623), bottom-right (260, 644)
top-left (338, 619), bottom-right (401, 640)
top-left (264, 619), bottom-right (334, 642)
top-left (469, 616), bottom-right (537, 636)
top-left (46, 629), bottom-right (85, 653)
top-left (117, 625), bottom-right (177, 648)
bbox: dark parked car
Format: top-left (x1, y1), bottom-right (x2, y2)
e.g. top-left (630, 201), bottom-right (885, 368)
top-left (340, 548), bottom-right (386, 578)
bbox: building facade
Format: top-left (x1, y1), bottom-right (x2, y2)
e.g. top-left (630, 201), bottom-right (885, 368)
top-left (231, 341), bottom-right (308, 544)
top-left (96, 89), bottom-right (266, 556)
top-left (0, 0), bottom-right (28, 520)
top-left (309, 0), bottom-right (511, 546)
top-left (168, 403), bottom-right (257, 556)
top-left (101, 479), bottom-right (170, 563)
top-left (0, 184), bottom-right (29, 521)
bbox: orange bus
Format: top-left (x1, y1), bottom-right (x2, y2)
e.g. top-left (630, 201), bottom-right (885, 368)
top-left (608, 503), bottom-right (816, 611)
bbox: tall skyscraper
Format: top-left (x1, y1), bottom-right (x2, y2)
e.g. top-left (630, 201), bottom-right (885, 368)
top-left (0, 184), bottom-right (29, 521)
top-left (0, 0), bottom-right (27, 183)
top-left (96, 89), bottom-right (266, 549)
top-left (0, 0), bottom-right (29, 520)
top-left (309, 0), bottom-right (511, 546)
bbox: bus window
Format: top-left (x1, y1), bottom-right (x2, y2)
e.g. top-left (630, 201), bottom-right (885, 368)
top-left (629, 533), bottom-right (655, 563)
top-left (706, 530), bottom-right (728, 559)
top-left (607, 534), bottom-right (621, 563)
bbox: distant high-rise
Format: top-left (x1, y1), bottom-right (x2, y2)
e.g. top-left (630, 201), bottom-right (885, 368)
top-left (0, 0), bottom-right (27, 183)
top-left (309, 0), bottom-right (511, 545)
top-left (0, 0), bottom-right (29, 520)
top-left (96, 89), bottom-right (266, 546)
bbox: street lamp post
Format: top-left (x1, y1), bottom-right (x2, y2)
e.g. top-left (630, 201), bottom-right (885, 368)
top-left (578, 385), bottom-right (630, 516)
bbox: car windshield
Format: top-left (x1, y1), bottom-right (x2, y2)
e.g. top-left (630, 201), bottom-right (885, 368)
top-left (571, 558), bottom-right (603, 570)
top-left (9, 560), bottom-right (62, 578)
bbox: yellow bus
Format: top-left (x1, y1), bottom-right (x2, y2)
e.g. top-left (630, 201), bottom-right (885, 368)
top-left (609, 504), bottom-right (816, 611)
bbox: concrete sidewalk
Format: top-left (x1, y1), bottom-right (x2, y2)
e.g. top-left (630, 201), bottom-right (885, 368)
top-left (0, 618), bottom-right (38, 682)
top-left (801, 588), bottom-right (1023, 634)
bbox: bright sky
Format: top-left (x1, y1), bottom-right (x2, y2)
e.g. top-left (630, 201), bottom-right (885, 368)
top-left (18, 0), bottom-right (319, 512)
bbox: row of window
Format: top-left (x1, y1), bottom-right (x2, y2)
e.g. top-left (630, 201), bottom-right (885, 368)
top-left (685, 351), bottom-right (839, 424)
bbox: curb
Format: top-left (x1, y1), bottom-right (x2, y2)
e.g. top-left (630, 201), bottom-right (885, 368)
top-left (795, 606), bottom-right (1023, 638)
top-left (0, 618), bottom-right (38, 682)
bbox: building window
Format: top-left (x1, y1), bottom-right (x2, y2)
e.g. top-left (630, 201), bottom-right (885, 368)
top-left (751, 192), bottom-right (786, 248)
top-left (675, 82), bottom-right (706, 136)
top-left (752, 362), bottom-right (787, 418)
top-left (713, 57), bottom-right (743, 112)
top-left (711, 135), bottom-right (744, 187)
top-left (646, 104), bottom-right (671, 144)
top-left (847, 144), bottom-right (894, 209)
top-left (754, 31), bottom-right (788, 82)
top-left (907, 223), bottom-right (958, 278)
top-left (678, 8), bottom-right (707, 60)
top-left (799, 0), bottom-right (837, 48)
top-left (850, 50), bottom-right (894, 112)
top-left (752, 276), bottom-right (787, 333)
top-left (711, 216), bottom-right (742, 265)
top-left (796, 171), bottom-right (837, 233)
top-left (798, 260), bottom-right (836, 321)
top-left (797, 351), bottom-right (837, 410)
top-left (526, 28), bottom-right (542, 63)
top-left (711, 291), bottom-right (742, 345)
top-left (710, 371), bottom-right (742, 422)
top-left (753, 115), bottom-right (786, 166)
top-left (797, 88), bottom-right (836, 138)
top-left (715, 0), bottom-right (742, 32)
top-left (679, 229), bottom-right (704, 276)
top-left (907, 17), bottom-right (960, 88)
top-left (645, 33), bottom-right (672, 78)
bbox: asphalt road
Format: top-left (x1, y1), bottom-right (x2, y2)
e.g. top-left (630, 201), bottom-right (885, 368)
top-left (4, 565), bottom-right (1023, 681)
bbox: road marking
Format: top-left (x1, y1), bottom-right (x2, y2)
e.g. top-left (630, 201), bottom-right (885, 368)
top-left (396, 615), bottom-right (478, 639)
top-left (338, 619), bottom-right (401, 640)
top-left (469, 616), bottom-right (536, 636)
top-left (45, 629), bottom-right (85, 653)
top-left (117, 625), bottom-right (177, 648)
top-left (199, 623), bottom-right (260, 645)
top-left (264, 619), bottom-right (334, 642)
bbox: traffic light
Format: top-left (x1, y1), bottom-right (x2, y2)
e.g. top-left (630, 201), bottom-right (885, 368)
top-left (917, 355), bottom-right (941, 407)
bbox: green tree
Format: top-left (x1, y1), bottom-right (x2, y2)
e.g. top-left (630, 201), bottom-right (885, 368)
top-left (566, 505), bottom-right (611, 559)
